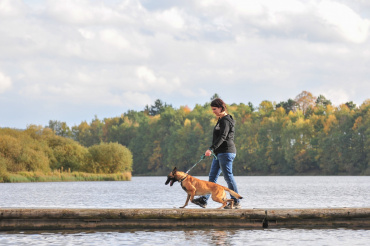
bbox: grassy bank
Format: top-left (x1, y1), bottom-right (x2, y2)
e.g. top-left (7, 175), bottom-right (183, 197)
top-left (1, 170), bottom-right (131, 183)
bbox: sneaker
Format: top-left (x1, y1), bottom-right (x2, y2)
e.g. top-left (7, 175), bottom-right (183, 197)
top-left (192, 197), bottom-right (207, 208)
top-left (224, 202), bottom-right (241, 209)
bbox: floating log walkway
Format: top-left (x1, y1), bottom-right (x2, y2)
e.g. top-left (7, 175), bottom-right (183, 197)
top-left (1, 207), bottom-right (369, 230)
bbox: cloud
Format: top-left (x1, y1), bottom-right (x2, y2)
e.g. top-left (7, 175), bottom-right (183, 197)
top-left (0, 71), bottom-right (12, 93)
top-left (122, 91), bottom-right (152, 108)
top-left (136, 66), bottom-right (181, 93)
top-left (0, 0), bottom-right (27, 18)
top-left (1, 0), bottom-right (370, 128)
top-left (45, 0), bottom-right (122, 24)
top-left (194, 0), bottom-right (370, 43)
top-left (317, 0), bottom-right (370, 43)
top-left (137, 66), bottom-right (157, 84)
top-left (321, 88), bottom-right (351, 106)
top-left (154, 7), bottom-right (185, 29)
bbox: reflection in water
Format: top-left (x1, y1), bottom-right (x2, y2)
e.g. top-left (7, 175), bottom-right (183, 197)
top-left (1, 229), bottom-right (370, 246)
top-left (209, 230), bottom-right (235, 246)
top-left (182, 230), bottom-right (234, 246)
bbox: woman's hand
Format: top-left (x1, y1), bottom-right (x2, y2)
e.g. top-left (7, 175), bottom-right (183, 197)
top-left (205, 149), bottom-right (212, 157)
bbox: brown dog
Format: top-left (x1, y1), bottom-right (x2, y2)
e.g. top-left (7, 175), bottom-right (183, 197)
top-left (165, 167), bottom-right (243, 209)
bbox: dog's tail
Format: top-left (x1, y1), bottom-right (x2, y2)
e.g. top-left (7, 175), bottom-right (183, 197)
top-left (224, 187), bottom-right (243, 199)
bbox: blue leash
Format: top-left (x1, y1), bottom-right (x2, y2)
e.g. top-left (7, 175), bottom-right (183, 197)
top-left (185, 151), bottom-right (217, 174)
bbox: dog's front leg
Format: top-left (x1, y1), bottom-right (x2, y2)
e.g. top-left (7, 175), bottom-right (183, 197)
top-left (189, 190), bottom-right (196, 203)
top-left (180, 194), bottom-right (191, 208)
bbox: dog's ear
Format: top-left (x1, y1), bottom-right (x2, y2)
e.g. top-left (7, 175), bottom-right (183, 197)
top-left (172, 167), bottom-right (177, 174)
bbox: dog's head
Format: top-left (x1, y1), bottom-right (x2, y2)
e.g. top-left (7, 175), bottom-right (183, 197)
top-left (165, 167), bottom-right (179, 186)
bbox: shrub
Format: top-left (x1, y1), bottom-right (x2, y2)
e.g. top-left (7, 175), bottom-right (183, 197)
top-left (47, 136), bottom-right (88, 172)
top-left (84, 142), bottom-right (133, 173)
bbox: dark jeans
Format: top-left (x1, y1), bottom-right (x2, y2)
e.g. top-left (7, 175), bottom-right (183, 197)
top-left (201, 152), bottom-right (239, 203)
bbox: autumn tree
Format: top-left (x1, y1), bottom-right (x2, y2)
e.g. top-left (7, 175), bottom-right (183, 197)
top-left (48, 120), bottom-right (72, 137)
top-left (258, 100), bottom-right (274, 117)
top-left (295, 91), bottom-right (317, 115)
top-left (84, 142), bottom-right (132, 173)
top-left (40, 95), bottom-right (370, 176)
top-left (345, 101), bottom-right (357, 110)
top-left (0, 126), bottom-right (134, 177)
top-left (276, 99), bottom-right (297, 114)
top-left (46, 135), bottom-right (88, 171)
top-left (316, 95), bottom-right (332, 107)
top-left (0, 155), bottom-right (8, 181)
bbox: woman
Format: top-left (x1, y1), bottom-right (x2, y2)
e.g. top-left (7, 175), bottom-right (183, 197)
top-left (193, 98), bottom-right (241, 209)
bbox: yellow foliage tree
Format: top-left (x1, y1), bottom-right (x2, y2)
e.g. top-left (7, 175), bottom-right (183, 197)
top-left (295, 91), bottom-right (317, 115)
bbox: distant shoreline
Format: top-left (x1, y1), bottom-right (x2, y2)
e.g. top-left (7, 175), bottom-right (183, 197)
top-left (1, 171), bottom-right (131, 183)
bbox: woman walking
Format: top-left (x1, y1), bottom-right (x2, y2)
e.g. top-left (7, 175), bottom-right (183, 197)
top-left (193, 98), bottom-right (241, 209)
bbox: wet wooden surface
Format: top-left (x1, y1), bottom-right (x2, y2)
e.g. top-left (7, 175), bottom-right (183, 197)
top-left (1, 207), bottom-right (369, 230)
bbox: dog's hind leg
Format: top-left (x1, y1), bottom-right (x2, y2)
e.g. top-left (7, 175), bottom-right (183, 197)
top-left (226, 199), bottom-right (234, 209)
top-left (215, 199), bottom-right (233, 209)
top-left (212, 192), bottom-right (234, 209)
top-left (180, 194), bottom-right (191, 208)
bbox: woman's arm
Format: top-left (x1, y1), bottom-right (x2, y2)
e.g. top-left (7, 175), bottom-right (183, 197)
top-left (208, 118), bottom-right (230, 153)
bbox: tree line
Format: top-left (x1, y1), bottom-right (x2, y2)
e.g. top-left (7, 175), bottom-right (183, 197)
top-left (44, 91), bottom-right (370, 176)
top-left (0, 126), bottom-right (132, 182)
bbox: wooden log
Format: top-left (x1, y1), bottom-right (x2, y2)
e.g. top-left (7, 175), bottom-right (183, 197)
top-left (0, 208), bottom-right (369, 230)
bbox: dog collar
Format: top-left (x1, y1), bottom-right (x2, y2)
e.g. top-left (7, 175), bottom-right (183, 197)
top-left (179, 175), bottom-right (188, 183)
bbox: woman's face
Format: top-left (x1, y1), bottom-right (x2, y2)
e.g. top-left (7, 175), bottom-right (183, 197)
top-left (211, 106), bottom-right (223, 116)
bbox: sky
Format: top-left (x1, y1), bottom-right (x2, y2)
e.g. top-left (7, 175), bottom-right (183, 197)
top-left (0, 0), bottom-right (370, 129)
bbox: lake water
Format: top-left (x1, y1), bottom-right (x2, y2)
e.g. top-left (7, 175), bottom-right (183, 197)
top-left (0, 176), bottom-right (370, 245)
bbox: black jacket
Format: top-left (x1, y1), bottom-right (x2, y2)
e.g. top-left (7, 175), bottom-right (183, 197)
top-left (209, 114), bottom-right (236, 154)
